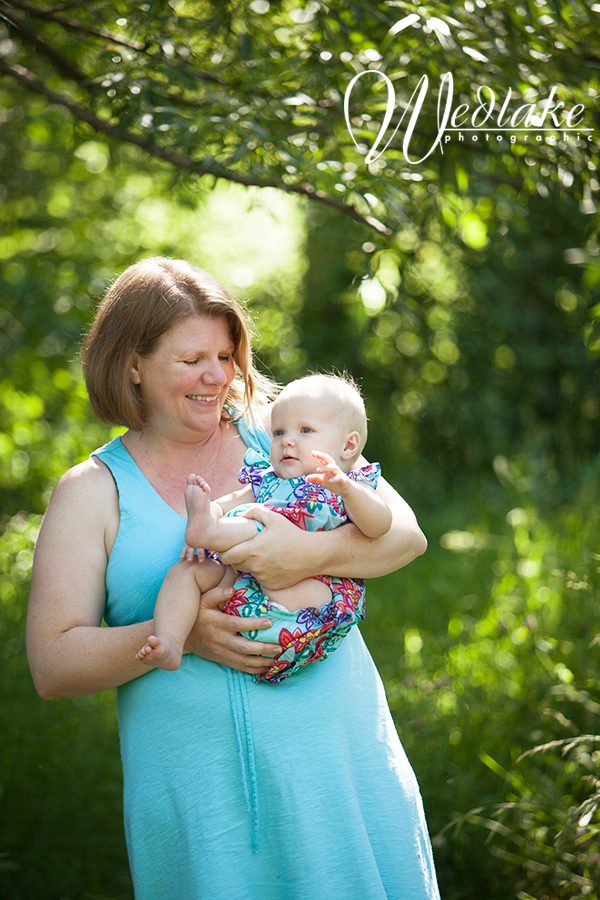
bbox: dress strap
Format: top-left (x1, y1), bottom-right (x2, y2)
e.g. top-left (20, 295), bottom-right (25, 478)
top-left (233, 409), bottom-right (271, 457)
top-left (91, 436), bottom-right (183, 522)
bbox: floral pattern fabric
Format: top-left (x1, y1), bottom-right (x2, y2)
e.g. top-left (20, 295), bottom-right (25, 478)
top-left (223, 449), bottom-right (381, 684)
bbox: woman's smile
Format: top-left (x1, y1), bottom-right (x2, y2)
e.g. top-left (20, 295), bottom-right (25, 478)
top-left (186, 393), bottom-right (220, 403)
top-left (131, 315), bottom-right (236, 436)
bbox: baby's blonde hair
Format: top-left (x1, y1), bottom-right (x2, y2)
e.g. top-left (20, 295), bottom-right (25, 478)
top-left (273, 372), bottom-right (368, 462)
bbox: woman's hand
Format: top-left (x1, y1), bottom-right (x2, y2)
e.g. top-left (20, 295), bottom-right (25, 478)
top-left (184, 576), bottom-right (283, 675)
top-left (218, 506), bottom-right (318, 590)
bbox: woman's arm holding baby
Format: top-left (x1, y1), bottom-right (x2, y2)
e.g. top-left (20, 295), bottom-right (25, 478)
top-left (219, 467), bottom-right (426, 588)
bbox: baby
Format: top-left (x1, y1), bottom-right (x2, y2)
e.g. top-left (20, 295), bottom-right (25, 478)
top-left (137, 374), bottom-right (392, 683)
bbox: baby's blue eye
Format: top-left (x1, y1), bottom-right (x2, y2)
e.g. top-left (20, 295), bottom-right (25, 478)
top-left (273, 429), bottom-right (284, 437)
top-left (300, 426), bottom-right (313, 433)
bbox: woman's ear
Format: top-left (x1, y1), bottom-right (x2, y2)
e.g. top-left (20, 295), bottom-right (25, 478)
top-left (129, 353), bottom-right (142, 385)
top-left (341, 431), bottom-right (361, 460)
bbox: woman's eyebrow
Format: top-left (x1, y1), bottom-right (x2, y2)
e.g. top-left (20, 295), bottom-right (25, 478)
top-left (175, 345), bottom-right (234, 356)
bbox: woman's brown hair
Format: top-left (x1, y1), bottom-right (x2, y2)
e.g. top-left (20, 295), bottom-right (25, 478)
top-left (81, 257), bottom-right (275, 429)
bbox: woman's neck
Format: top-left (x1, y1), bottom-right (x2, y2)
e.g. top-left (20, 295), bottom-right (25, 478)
top-left (123, 422), bottom-right (224, 466)
top-left (121, 419), bottom-right (246, 509)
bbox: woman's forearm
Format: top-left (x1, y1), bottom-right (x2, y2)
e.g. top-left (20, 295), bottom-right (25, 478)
top-left (28, 619), bottom-right (155, 700)
top-left (223, 484), bottom-right (427, 589)
top-left (306, 472), bottom-right (427, 579)
top-left (312, 516), bottom-right (427, 580)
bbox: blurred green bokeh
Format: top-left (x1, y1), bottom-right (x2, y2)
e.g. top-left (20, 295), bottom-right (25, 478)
top-left (1, 2), bottom-right (599, 898)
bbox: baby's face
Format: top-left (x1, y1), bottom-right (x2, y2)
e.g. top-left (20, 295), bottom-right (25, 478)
top-left (269, 394), bottom-right (347, 478)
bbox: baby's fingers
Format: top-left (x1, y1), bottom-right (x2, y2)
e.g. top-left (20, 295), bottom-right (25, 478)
top-left (181, 544), bottom-right (196, 561)
top-left (308, 463), bottom-right (342, 485)
top-left (311, 450), bottom-right (336, 466)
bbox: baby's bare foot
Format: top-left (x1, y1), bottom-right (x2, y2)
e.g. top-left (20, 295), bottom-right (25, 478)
top-left (136, 634), bottom-right (183, 671)
top-left (184, 473), bottom-right (214, 548)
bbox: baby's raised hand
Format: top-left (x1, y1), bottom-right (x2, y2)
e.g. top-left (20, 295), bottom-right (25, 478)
top-left (306, 451), bottom-right (348, 490)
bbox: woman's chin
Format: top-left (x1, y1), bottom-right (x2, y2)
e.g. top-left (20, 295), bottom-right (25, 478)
top-left (177, 403), bottom-right (223, 435)
top-left (188, 394), bottom-right (226, 415)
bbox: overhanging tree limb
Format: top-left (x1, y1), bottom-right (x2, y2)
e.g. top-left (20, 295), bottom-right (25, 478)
top-left (7, 0), bottom-right (148, 53)
top-left (2, 8), bottom-right (87, 84)
top-left (0, 58), bottom-right (390, 234)
top-left (7, 0), bottom-right (234, 90)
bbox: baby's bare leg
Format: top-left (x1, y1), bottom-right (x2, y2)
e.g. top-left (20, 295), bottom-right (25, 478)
top-left (199, 563), bottom-right (238, 596)
top-left (267, 578), bottom-right (332, 612)
top-left (185, 473), bottom-right (259, 551)
top-left (136, 560), bottom-right (225, 670)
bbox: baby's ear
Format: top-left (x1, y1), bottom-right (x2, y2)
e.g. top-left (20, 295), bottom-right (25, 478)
top-left (341, 431), bottom-right (361, 459)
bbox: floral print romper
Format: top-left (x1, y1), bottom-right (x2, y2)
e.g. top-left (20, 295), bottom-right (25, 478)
top-left (222, 448), bottom-right (381, 684)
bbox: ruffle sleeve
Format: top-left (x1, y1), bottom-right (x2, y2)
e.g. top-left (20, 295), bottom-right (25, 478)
top-left (347, 461), bottom-right (381, 490)
top-left (237, 447), bottom-right (273, 499)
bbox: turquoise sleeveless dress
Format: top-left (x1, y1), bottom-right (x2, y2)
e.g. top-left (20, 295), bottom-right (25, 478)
top-left (93, 418), bottom-right (440, 900)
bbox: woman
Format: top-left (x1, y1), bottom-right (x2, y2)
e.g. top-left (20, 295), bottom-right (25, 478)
top-left (27, 258), bottom-right (440, 899)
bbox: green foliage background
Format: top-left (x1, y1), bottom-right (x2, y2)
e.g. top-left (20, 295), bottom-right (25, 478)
top-left (1, 2), bottom-right (599, 898)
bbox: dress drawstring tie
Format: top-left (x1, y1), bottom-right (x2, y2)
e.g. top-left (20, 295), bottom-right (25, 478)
top-left (226, 668), bottom-right (260, 853)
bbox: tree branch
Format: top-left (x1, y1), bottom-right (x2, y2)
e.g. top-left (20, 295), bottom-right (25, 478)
top-left (7, 0), bottom-right (147, 53)
top-left (35, 2), bottom-right (82, 13)
top-left (2, 7), bottom-right (87, 84)
top-left (5, 0), bottom-right (341, 104)
top-left (7, 0), bottom-right (229, 90)
top-left (0, 58), bottom-right (390, 234)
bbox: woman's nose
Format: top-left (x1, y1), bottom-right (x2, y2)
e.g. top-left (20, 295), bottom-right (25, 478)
top-left (201, 360), bottom-right (227, 385)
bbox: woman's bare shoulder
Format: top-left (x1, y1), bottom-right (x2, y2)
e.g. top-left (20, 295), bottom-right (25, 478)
top-left (36, 455), bottom-right (120, 556)
top-left (49, 456), bottom-right (117, 511)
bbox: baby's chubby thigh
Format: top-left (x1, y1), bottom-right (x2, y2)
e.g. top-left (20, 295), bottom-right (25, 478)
top-left (223, 505), bottom-right (331, 613)
top-left (266, 578), bottom-right (331, 613)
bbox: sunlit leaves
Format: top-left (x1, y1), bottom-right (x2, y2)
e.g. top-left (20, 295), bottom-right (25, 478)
top-left (1, 0), bottom-right (598, 236)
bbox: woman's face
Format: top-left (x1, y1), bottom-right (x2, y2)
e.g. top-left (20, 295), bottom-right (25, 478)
top-left (130, 315), bottom-right (236, 439)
